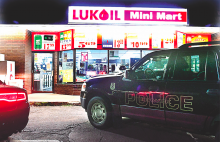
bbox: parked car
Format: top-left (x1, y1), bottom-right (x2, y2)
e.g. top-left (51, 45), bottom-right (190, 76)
top-left (0, 82), bottom-right (30, 140)
top-left (81, 41), bottom-right (220, 141)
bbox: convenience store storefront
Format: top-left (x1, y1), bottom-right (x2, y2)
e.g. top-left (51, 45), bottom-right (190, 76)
top-left (30, 6), bottom-right (216, 94)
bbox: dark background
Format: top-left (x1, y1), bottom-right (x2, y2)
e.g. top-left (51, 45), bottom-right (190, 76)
top-left (0, 0), bottom-right (219, 26)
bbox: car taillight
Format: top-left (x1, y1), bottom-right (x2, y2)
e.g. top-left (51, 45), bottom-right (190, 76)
top-left (17, 93), bottom-right (26, 101)
top-left (0, 93), bottom-right (17, 101)
top-left (0, 92), bottom-right (26, 101)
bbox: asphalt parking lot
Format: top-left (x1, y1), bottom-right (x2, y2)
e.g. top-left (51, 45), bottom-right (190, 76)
top-left (0, 106), bottom-right (215, 142)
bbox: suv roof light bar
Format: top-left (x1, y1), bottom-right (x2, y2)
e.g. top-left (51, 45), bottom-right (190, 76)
top-left (179, 41), bottom-right (220, 49)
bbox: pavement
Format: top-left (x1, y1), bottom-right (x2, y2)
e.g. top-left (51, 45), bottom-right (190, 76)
top-left (28, 93), bottom-right (81, 106)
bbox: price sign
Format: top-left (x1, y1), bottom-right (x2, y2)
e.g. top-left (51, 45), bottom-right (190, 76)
top-left (102, 33), bottom-right (124, 48)
top-left (43, 43), bottom-right (55, 50)
top-left (74, 31), bottom-right (97, 48)
top-left (163, 33), bottom-right (174, 49)
top-left (78, 42), bottom-right (96, 48)
top-left (127, 33), bottom-right (149, 48)
top-left (34, 34), bottom-right (56, 50)
top-left (60, 30), bottom-right (72, 50)
top-left (113, 39), bottom-right (124, 48)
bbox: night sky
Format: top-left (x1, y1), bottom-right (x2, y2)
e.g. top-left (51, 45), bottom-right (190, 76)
top-left (0, 0), bottom-right (219, 26)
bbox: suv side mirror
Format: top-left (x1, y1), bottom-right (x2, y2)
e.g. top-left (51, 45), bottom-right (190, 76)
top-left (119, 65), bottom-right (126, 70)
top-left (125, 69), bottom-right (135, 80)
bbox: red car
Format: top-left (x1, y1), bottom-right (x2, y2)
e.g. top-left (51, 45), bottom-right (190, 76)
top-left (0, 82), bottom-right (30, 140)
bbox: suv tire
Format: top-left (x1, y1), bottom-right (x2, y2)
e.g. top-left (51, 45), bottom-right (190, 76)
top-left (87, 96), bottom-right (112, 129)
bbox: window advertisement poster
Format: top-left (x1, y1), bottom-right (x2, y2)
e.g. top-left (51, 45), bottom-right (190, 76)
top-left (59, 51), bottom-right (73, 83)
top-left (127, 33), bottom-right (149, 48)
top-left (60, 29), bottom-right (73, 50)
top-left (81, 52), bottom-right (88, 62)
top-left (74, 29), bottom-right (97, 48)
top-left (59, 69), bottom-right (73, 82)
top-left (152, 32), bottom-right (161, 49)
top-left (183, 34), bottom-right (186, 44)
top-left (177, 31), bottom-right (184, 48)
top-left (102, 32), bottom-right (125, 48)
top-left (32, 32), bottom-right (59, 51)
top-left (7, 61), bottom-right (15, 81)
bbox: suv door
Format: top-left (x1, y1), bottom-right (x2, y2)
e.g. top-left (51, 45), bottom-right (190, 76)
top-left (165, 49), bottom-right (220, 131)
top-left (118, 51), bottom-right (171, 124)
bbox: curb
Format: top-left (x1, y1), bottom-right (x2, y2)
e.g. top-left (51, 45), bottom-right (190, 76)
top-left (29, 102), bottom-right (81, 106)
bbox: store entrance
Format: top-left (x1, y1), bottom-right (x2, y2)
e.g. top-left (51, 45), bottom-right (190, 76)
top-left (32, 53), bottom-right (53, 93)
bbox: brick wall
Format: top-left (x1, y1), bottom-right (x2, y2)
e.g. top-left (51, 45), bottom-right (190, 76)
top-left (54, 84), bottom-right (81, 95)
top-left (25, 30), bottom-right (32, 94)
top-left (0, 27), bottom-right (30, 92)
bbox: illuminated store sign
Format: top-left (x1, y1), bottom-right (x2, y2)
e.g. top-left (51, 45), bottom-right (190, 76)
top-left (185, 34), bottom-right (211, 45)
top-left (163, 33), bottom-right (174, 49)
top-left (74, 30), bottom-right (97, 48)
top-left (68, 6), bottom-right (187, 25)
top-left (60, 29), bottom-right (74, 50)
top-left (34, 35), bottom-right (55, 50)
top-left (102, 32), bottom-right (125, 48)
top-left (32, 32), bottom-right (59, 51)
top-left (127, 33), bottom-right (149, 48)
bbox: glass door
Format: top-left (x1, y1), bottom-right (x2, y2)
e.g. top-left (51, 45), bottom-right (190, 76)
top-left (32, 53), bottom-right (53, 92)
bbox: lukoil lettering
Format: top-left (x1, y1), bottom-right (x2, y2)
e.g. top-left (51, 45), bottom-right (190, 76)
top-left (73, 9), bottom-right (121, 21)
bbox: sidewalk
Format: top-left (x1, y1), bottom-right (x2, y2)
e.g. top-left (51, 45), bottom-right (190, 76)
top-left (28, 93), bottom-right (81, 106)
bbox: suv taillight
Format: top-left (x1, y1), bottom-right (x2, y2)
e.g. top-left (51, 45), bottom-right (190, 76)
top-left (81, 82), bottom-right (86, 91)
top-left (0, 92), bottom-right (26, 101)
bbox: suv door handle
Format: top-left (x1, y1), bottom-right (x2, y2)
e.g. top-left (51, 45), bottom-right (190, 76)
top-left (206, 89), bottom-right (220, 95)
top-left (149, 86), bottom-right (159, 91)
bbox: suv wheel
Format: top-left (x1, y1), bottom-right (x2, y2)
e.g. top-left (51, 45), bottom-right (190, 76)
top-left (87, 96), bottom-right (112, 129)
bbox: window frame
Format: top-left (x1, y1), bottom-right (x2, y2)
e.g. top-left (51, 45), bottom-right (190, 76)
top-left (75, 49), bottom-right (109, 83)
top-left (57, 50), bottom-right (74, 84)
top-left (171, 50), bottom-right (208, 81)
top-left (132, 50), bottom-right (171, 81)
top-left (206, 50), bottom-right (219, 81)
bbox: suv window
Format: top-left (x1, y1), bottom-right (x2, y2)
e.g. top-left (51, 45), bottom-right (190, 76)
top-left (206, 51), bottom-right (218, 81)
top-left (134, 53), bottom-right (170, 80)
top-left (172, 51), bottom-right (207, 81)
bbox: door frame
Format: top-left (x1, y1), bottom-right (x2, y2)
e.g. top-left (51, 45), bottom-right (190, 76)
top-left (31, 52), bottom-right (54, 93)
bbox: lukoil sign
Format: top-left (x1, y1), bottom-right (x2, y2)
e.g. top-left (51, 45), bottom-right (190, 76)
top-left (68, 6), bottom-right (187, 25)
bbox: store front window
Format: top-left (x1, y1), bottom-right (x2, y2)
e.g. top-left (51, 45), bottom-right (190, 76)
top-left (58, 50), bottom-right (74, 83)
top-left (57, 50), bottom-right (151, 83)
top-left (142, 50), bottom-right (153, 58)
top-left (33, 53), bottom-right (53, 92)
top-left (76, 50), bottom-right (108, 82)
top-left (109, 50), bottom-right (141, 73)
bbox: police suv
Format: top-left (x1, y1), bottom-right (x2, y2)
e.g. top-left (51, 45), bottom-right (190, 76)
top-left (80, 41), bottom-right (220, 141)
